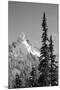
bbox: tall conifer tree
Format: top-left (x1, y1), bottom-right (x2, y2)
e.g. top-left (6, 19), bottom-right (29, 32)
top-left (49, 35), bottom-right (58, 86)
top-left (38, 12), bottom-right (50, 86)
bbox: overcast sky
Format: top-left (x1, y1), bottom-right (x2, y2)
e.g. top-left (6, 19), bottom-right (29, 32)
top-left (8, 1), bottom-right (58, 55)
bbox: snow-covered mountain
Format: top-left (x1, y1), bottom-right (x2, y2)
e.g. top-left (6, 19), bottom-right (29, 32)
top-left (8, 33), bottom-right (40, 88)
top-left (12, 32), bottom-right (40, 58)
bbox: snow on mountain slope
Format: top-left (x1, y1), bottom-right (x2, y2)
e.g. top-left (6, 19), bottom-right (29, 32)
top-left (9, 32), bottom-right (40, 59)
top-left (17, 32), bottom-right (40, 57)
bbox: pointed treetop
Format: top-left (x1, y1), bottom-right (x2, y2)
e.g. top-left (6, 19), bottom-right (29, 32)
top-left (49, 35), bottom-right (54, 51)
top-left (42, 12), bottom-right (47, 28)
top-left (50, 35), bottom-right (53, 44)
top-left (50, 35), bottom-right (52, 41)
top-left (43, 12), bottom-right (46, 20)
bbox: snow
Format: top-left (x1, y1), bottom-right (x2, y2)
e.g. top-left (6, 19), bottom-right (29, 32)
top-left (20, 33), bottom-right (40, 57)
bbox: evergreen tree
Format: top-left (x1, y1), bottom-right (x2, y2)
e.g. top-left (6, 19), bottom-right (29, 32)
top-left (28, 66), bottom-right (39, 87)
top-left (12, 42), bottom-right (16, 48)
top-left (13, 73), bottom-right (22, 88)
top-left (49, 35), bottom-right (58, 86)
top-left (38, 12), bottom-right (50, 86)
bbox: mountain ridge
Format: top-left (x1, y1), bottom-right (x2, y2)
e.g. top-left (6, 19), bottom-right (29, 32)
top-left (9, 32), bottom-right (40, 58)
